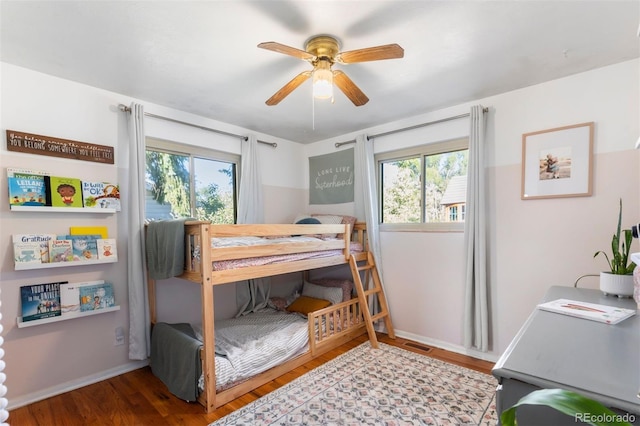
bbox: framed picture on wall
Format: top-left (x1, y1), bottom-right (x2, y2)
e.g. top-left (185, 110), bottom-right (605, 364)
top-left (521, 122), bottom-right (594, 200)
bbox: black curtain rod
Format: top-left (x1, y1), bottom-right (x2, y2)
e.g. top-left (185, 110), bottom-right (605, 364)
top-left (118, 104), bottom-right (277, 148)
top-left (334, 107), bottom-right (489, 148)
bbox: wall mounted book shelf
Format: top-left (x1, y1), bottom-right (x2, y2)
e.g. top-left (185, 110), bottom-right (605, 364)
top-left (14, 257), bottom-right (118, 271)
top-left (17, 306), bottom-right (121, 328)
top-left (10, 206), bottom-right (116, 213)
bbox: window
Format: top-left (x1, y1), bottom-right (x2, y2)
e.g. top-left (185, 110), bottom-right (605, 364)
top-left (377, 138), bottom-right (468, 232)
top-left (145, 138), bottom-right (239, 223)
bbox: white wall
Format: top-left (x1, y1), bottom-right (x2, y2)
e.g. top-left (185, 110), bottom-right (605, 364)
top-left (305, 59), bottom-right (640, 360)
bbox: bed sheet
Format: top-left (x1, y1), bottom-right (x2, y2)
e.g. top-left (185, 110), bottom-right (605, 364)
top-left (193, 308), bottom-right (309, 391)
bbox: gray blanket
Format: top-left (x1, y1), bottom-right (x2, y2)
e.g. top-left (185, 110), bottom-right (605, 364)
top-left (150, 322), bottom-right (202, 402)
top-left (146, 218), bottom-right (192, 280)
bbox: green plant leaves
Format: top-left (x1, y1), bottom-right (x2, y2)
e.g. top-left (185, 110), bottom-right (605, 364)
top-left (500, 389), bottom-right (633, 426)
top-left (594, 199), bottom-right (636, 275)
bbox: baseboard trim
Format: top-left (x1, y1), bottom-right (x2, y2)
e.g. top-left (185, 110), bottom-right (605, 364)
top-left (8, 359), bottom-right (149, 410)
top-left (394, 330), bottom-right (500, 364)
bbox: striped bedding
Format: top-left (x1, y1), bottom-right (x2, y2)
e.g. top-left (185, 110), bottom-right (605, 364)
top-left (193, 308), bottom-right (309, 391)
top-left (211, 236), bottom-right (363, 271)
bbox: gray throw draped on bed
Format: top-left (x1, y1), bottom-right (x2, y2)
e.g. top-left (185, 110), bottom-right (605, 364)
top-left (150, 322), bottom-right (202, 402)
top-left (146, 218), bottom-right (193, 280)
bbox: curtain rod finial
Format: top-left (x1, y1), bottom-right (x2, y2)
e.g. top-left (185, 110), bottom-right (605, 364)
top-left (118, 104), bottom-right (131, 112)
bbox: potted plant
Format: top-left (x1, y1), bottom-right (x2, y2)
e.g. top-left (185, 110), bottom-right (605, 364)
top-left (501, 388), bottom-right (633, 425)
top-left (594, 199), bottom-right (636, 297)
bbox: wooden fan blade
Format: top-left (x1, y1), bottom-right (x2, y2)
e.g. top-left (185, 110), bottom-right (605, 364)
top-left (336, 43), bottom-right (404, 63)
top-left (265, 71), bottom-right (312, 106)
top-left (258, 41), bottom-right (315, 61)
top-left (333, 70), bottom-right (369, 106)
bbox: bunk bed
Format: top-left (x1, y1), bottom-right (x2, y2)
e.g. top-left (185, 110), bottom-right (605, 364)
top-left (146, 219), bottom-right (393, 413)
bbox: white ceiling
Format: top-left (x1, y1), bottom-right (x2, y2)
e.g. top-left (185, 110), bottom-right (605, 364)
top-left (1, 1), bottom-right (639, 144)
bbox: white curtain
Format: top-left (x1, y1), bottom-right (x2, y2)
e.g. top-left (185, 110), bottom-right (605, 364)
top-left (126, 103), bottom-right (151, 359)
top-left (463, 105), bottom-right (489, 352)
top-left (354, 134), bottom-right (385, 315)
top-left (236, 135), bottom-right (270, 316)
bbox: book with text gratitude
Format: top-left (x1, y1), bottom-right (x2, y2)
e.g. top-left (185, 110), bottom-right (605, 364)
top-left (46, 176), bottom-right (83, 207)
top-left (13, 234), bottom-right (56, 263)
top-left (13, 242), bottom-right (42, 264)
top-left (21, 281), bottom-right (65, 322)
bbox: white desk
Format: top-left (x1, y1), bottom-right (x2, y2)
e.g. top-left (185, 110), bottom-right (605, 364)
top-left (492, 286), bottom-right (639, 425)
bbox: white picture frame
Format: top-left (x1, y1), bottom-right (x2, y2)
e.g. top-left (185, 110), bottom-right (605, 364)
top-left (521, 122), bottom-right (594, 200)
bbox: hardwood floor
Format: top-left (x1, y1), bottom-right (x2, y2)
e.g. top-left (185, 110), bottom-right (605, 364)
top-left (9, 334), bottom-right (495, 425)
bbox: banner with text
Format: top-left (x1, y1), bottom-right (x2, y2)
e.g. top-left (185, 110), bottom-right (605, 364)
top-left (6, 130), bottom-right (115, 164)
top-left (309, 148), bottom-right (354, 204)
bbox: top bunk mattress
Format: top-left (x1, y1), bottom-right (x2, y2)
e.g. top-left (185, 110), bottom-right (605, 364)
top-left (210, 235), bottom-right (363, 271)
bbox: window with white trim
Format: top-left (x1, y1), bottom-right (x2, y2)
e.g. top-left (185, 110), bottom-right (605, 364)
top-left (377, 137), bottom-right (468, 232)
top-left (145, 138), bottom-right (239, 223)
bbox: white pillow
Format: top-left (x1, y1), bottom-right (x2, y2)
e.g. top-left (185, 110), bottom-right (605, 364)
top-left (302, 280), bottom-right (343, 306)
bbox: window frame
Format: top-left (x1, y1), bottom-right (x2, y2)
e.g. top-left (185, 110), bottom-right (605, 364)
top-left (376, 137), bottom-right (468, 233)
top-left (145, 137), bottom-right (240, 222)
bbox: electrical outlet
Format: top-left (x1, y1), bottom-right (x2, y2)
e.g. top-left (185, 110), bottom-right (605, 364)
top-left (114, 327), bottom-right (125, 346)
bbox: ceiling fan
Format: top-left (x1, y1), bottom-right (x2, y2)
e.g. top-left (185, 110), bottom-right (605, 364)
top-left (258, 35), bottom-right (404, 107)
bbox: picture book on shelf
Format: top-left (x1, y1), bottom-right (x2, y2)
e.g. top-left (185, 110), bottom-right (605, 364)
top-left (48, 239), bottom-right (74, 262)
top-left (82, 181), bottom-right (120, 210)
top-left (58, 234), bottom-right (101, 261)
top-left (69, 226), bottom-right (108, 239)
top-left (61, 280), bottom-right (105, 318)
top-left (8, 176), bottom-right (47, 206)
top-left (6, 167), bottom-right (48, 178)
top-left (97, 238), bottom-right (117, 260)
top-left (79, 282), bottom-right (115, 312)
top-left (20, 281), bottom-right (65, 322)
top-left (13, 234), bottom-right (56, 263)
top-left (537, 298), bottom-right (637, 324)
top-left (46, 176), bottom-right (83, 207)
top-left (13, 242), bottom-right (42, 264)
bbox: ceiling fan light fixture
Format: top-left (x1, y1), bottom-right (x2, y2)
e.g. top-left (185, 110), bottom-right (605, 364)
top-left (312, 59), bottom-right (333, 100)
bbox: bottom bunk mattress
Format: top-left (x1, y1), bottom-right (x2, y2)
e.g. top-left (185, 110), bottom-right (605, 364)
top-left (150, 308), bottom-right (309, 402)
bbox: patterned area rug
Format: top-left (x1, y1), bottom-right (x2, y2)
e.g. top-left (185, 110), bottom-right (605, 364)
top-left (210, 342), bottom-right (497, 425)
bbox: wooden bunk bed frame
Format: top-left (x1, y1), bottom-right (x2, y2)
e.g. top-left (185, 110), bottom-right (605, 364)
top-left (147, 220), bottom-right (393, 413)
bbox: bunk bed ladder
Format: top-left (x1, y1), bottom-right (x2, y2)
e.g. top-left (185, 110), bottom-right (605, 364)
top-left (349, 252), bottom-right (395, 349)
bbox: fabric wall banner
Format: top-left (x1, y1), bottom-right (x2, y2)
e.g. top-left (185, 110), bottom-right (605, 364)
top-left (309, 148), bottom-right (355, 204)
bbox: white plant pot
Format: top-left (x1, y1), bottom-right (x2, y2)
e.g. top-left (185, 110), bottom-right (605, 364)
top-left (599, 272), bottom-right (634, 298)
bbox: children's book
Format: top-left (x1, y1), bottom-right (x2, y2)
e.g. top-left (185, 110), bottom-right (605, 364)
top-left (79, 282), bottom-right (115, 312)
top-left (20, 281), bottom-right (65, 322)
top-left (48, 239), bottom-right (74, 262)
top-left (97, 238), bottom-right (117, 260)
top-left (13, 234), bottom-right (56, 263)
top-left (6, 167), bottom-right (48, 178)
top-left (537, 298), bottom-right (637, 324)
top-left (13, 242), bottom-right (42, 264)
top-left (69, 226), bottom-right (108, 239)
top-left (8, 176), bottom-right (47, 206)
top-left (60, 280), bottom-right (105, 318)
top-left (46, 176), bottom-right (83, 207)
top-left (58, 234), bottom-right (101, 261)
top-left (82, 181), bottom-right (121, 210)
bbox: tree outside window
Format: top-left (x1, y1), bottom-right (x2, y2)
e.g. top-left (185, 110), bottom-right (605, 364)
top-left (145, 141), bottom-right (237, 223)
